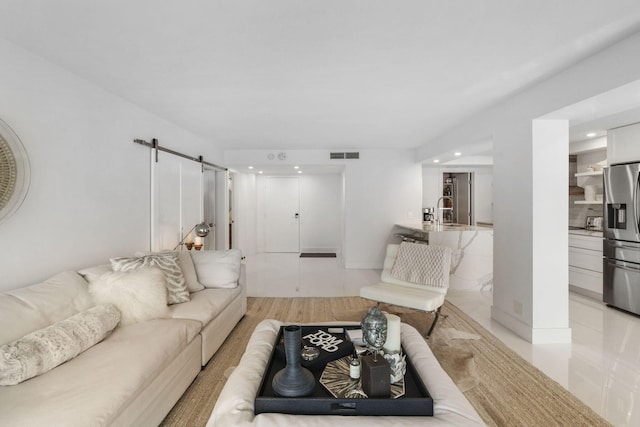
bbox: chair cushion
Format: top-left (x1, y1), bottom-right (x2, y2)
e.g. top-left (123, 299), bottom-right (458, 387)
top-left (360, 283), bottom-right (445, 312)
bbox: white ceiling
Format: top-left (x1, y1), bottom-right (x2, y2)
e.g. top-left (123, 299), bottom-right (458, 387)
top-left (1, 1), bottom-right (640, 152)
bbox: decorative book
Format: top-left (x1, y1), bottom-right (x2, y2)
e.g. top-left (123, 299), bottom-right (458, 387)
top-left (274, 327), bottom-right (354, 372)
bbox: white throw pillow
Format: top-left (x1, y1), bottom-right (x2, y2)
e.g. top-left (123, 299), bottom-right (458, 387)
top-left (178, 250), bottom-right (205, 293)
top-left (88, 268), bottom-right (171, 325)
top-left (0, 304), bottom-right (121, 386)
top-left (110, 252), bottom-right (190, 304)
top-left (390, 242), bottom-right (451, 288)
top-left (191, 249), bottom-right (242, 288)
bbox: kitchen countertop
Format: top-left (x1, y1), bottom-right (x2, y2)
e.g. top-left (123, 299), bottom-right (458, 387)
top-left (395, 222), bottom-right (494, 233)
top-left (568, 228), bottom-right (603, 237)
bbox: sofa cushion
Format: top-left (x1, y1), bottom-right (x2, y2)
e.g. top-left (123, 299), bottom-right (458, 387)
top-left (169, 287), bottom-right (242, 325)
top-left (0, 271), bottom-right (94, 346)
top-left (110, 252), bottom-right (190, 304)
top-left (191, 249), bottom-right (242, 288)
top-left (88, 268), bottom-right (171, 325)
top-left (0, 304), bottom-right (121, 386)
top-left (0, 318), bottom-right (201, 426)
top-left (77, 264), bottom-right (112, 283)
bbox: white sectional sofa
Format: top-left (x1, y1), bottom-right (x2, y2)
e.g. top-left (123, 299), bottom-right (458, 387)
top-left (0, 249), bottom-right (246, 427)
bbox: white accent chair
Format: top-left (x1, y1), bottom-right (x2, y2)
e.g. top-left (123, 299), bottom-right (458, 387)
top-left (360, 242), bottom-right (452, 337)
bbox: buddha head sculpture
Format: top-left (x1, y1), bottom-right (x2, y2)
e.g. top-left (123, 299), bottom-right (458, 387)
top-left (361, 305), bottom-right (387, 360)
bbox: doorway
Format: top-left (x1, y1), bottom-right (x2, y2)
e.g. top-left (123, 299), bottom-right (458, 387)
top-left (264, 177), bottom-right (300, 252)
top-left (443, 172), bottom-right (473, 225)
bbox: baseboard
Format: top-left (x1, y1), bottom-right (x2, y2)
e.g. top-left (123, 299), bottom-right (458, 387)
top-left (300, 247), bottom-right (340, 254)
top-left (491, 305), bottom-right (572, 344)
top-left (569, 285), bottom-right (603, 302)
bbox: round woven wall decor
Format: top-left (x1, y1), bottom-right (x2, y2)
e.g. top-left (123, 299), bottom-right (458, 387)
top-left (0, 119), bottom-right (30, 225)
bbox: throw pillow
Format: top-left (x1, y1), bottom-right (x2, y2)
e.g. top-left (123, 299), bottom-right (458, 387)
top-left (88, 268), bottom-right (171, 325)
top-left (190, 249), bottom-right (242, 288)
top-left (0, 304), bottom-right (121, 386)
top-left (390, 242), bottom-right (451, 288)
top-left (110, 252), bottom-right (189, 304)
top-left (177, 250), bottom-right (205, 293)
top-left (77, 264), bottom-right (112, 283)
top-left (134, 250), bottom-right (204, 293)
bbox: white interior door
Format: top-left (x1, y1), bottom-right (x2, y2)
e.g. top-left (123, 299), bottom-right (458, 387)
top-left (265, 177), bottom-right (300, 252)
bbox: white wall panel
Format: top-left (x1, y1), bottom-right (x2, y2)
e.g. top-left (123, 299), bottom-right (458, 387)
top-left (0, 39), bottom-right (222, 290)
top-left (299, 174), bottom-right (342, 253)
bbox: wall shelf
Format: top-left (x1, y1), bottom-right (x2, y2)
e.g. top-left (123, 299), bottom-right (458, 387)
top-left (575, 170), bottom-right (603, 177)
top-left (574, 200), bottom-right (603, 205)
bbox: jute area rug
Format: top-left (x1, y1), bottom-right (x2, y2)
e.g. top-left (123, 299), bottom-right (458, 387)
top-left (160, 297), bottom-right (610, 427)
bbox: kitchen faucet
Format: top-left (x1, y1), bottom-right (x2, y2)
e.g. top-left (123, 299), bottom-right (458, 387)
top-left (436, 196), bottom-right (453, 225)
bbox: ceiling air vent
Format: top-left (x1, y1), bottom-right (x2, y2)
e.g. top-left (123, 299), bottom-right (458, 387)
top-left (330, 152), bottom-right (360, 160)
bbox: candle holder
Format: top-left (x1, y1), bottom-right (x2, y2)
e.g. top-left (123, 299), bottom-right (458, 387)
top-left (194, 243), bottom-right (203, 251)
top-left (185, 242), bottom-right (194, 250)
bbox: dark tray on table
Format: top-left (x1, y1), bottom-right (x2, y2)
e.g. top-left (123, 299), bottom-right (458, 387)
top-left (254, 325), bottom-right (433, 416)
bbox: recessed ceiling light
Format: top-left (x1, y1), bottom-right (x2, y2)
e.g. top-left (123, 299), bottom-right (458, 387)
top-left (454, 152), bottom-right (461, 156)
top-left (258, 171), bottom-right (263, 174)
top-left (248, 166), bottom-right (254, 169)
top-left (294, 166), bottom-right (299, 169)
top-left (297, 170), bottom-right (302, 174)
top-left (433, 159), bottom-right (440, 163)
top-left (586, 132), bottom-right (597, 138)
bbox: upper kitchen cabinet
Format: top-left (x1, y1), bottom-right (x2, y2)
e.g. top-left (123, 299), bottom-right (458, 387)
top-left (608, 122), bottom-right (640, 165)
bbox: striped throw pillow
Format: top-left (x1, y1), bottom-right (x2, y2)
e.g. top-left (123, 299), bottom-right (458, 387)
top-left (110, 252), bottom-right (189, 304)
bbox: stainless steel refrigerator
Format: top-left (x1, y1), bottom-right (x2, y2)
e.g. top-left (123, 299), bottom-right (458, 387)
top-left (603, 161), bottom-right (640, 315)
top-left (442, 173), bottom-right (472, 225)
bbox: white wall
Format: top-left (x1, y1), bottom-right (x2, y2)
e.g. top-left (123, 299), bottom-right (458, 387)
top-left (343, 150), bottom-right (422, 268)
top-left (0, 38), bottom-right (222, 291)
top-left (299, 174), bottom-right (342, 253)
top-left (422, 166), bottom-right (493, 224)
top-left (225, 149), bottom-right (422, 268)
top-left (415, 31), bottom-right (640, 343)
top-left (233, 172), bottom-right (258, 255)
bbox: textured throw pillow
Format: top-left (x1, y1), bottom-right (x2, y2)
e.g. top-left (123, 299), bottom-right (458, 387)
top-left (0, 304), bottom-right (120, 386)
top-left (134, 250), bottom-right (204, 293)
top-left (110, 252), bottom-right (189, 304)
top-left (89, 268), bottom-right (171, 325)
top-left (390, 242), bottom-right (452, 288)
top-left (191, 249), bottom-right (242, 288)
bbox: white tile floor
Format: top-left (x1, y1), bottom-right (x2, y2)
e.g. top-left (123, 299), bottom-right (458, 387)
top-left (244, 252), bottom-right (640, 426)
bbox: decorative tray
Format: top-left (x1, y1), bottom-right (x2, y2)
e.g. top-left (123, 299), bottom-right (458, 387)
top-left (254, 325), bottom-right (433, 416)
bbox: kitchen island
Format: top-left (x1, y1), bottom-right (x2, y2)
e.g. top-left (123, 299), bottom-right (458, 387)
top-left (394, 222), bottom-right (493, 291)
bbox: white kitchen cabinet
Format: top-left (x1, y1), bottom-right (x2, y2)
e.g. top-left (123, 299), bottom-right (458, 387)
top-left (608, 122), bottom-right (640, 165)
top-left (568, 232), bottom-right (603, 298)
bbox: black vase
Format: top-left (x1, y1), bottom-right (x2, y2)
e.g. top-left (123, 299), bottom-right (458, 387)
top-left (272, 325), bottom-right (316, 397)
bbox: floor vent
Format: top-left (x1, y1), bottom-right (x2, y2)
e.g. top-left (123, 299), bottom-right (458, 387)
top-left (330, 152), bottom-right (359, 160)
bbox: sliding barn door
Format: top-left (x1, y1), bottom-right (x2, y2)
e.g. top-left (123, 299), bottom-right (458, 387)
top-left (151, 154), bottom-right (202, 251)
